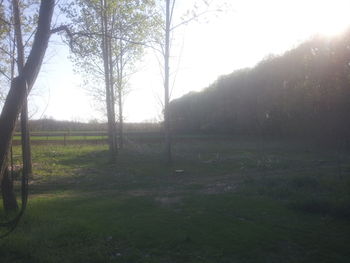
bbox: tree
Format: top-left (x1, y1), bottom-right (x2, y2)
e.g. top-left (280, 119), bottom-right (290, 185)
top-left (160, 0), bottom-right (222, 164)
top-left (13, 0), bottom-right (33, 175)
top-left (62, 0), bottom-right (158, 154)
top-left (0, 0), bottom-right (39, 212)
top-left (0, 0), bottom-right (18, 211)
top-left (13, 0), bottom-right (33, 212)
top-left (0, 0), bottom-right (55, 210)
top-left (112, 3), bottom-right (158, 149)
top-left (62, 0), bottom-right (118, 156)
top-left (163, 0), bottom-right (171, 164)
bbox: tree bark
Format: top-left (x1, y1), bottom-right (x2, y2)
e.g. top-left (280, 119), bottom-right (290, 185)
top-left (164, 0), bottom-right (172, 164)
top-left (118, 40), bottom-right (124, 150)
top-left (12, 0), bottom-right (33, 183)
top-left (0, 0), bottom-right (55, 183)
top-left (108, 22), bottom-right (118, 154)
top-left (118, 86), bottom-right (124, 150)
top-left (1, 167), bottom-right (18, 212)
top-left (100, 0), bottom-right (117, 156)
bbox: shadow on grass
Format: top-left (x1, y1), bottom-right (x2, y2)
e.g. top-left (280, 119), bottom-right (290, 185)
top-left (2, 142), bottom-right (350, 262)
top-left (2, 189), bottom-right (350, 263)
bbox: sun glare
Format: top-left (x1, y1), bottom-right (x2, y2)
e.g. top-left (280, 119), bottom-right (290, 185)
top-left (310, 0), bottom-right (350, 37)
top-left (317, 17), bottom-right (348, 37)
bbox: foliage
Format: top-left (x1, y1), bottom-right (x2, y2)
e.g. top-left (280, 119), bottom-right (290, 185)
top-left (0, 0), bottom-right (39, 107)
top-left (61, 0), bottom-right (159, 116)
top-left (169, 31), bottom-right (350, 141)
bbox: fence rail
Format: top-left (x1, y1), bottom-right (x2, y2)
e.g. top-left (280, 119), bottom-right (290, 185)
top-left (12, 131), bottom-right (164, 145)
top-left (12, 132), bottom-right (240, 145)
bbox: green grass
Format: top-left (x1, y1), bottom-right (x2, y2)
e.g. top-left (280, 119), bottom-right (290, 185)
top-left (1, 139), bottom-right (350, 262)
top-left (13, 135), bottom-right (108, 141)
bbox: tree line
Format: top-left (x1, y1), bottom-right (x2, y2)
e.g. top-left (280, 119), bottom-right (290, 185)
top-left (15, 118), bottom-right (161, 133)
top-left (169, 31), bottom-right (350, 143)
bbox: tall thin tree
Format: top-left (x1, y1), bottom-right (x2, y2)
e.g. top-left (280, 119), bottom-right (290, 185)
top-left (13, 0), bottom-right (33, 206)
top-left (164, 0), bottom-right (171, 164)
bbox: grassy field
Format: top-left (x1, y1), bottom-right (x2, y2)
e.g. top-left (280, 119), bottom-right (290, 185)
top-left (12, 132), bottom-right (241, 144)
top-left (0, 138), bottom-right (350, 262)
top-left (13, 132), bottom-right (108, 142)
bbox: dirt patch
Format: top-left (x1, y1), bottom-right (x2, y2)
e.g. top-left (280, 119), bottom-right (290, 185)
top-left (155, 196), bottom-right (182, 206)
top-left (126, 190), bottom-right (154, 197)
top-left (202, 182), bottom-right (238, 194)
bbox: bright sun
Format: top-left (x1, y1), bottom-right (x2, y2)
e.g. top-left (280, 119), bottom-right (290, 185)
top-left (311, 0), bottom-right (350, 36)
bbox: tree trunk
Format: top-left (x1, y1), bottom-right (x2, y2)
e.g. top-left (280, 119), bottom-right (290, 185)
top-left (0, 77), bottom-right (26, 211)
top-left (1, 167), bottom-right (18, 212)
top-left (100, 0), bottom-right (117, 156)
top-left (0, 76), bottom-right (27, 183)
top-left (0, 0), bottom-right (55, 183)
top-left (13, 0), bottom-right (33, 182)
top-left (108, 24), bottom-right (118, 154)
top-left (164, 0), bottom-right (172, 164)
top-left (118, 40), bottom-right (124, 150)
top-left (20, 101), bottom-right (32, 178)
top-left (118, 87), bottom-right (124, 150)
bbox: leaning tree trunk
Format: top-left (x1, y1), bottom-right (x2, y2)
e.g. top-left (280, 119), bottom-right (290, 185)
top-left (0, 0), bottom-right (55, 185)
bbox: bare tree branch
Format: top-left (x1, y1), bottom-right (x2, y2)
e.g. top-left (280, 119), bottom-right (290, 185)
top-left (170, 10), bottom-right (214, 31)
top-left (0, 68), bottom-right (10, 80)
top-left (0, 16), bottom-right (12, 26)
top-left (51, 25), bottom-right (164, 54)
top-left (0, 46), bottom-right (17, 62)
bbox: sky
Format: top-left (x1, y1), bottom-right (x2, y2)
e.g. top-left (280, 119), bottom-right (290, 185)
top-left (29, 0), bottom-right (350, 123)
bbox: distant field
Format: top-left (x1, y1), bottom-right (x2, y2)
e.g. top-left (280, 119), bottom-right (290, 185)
top-left (13, 131), bottom-right (158, 143)
top-left (12, 132), bottom-right (242, 144)
top-left (13, 131), bottom-right (108, 141)
top-left (1, 138), bottom-right (350, 262)
top-left (13, 135), bottom-right (108, 140)
top-left (14, 136), bottom-right (108, 141)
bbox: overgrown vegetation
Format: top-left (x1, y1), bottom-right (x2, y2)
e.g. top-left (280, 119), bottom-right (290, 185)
top-left (1, 139), bottom-right (349, 262)
top-left (170, 31), bottom-right (350, 141)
